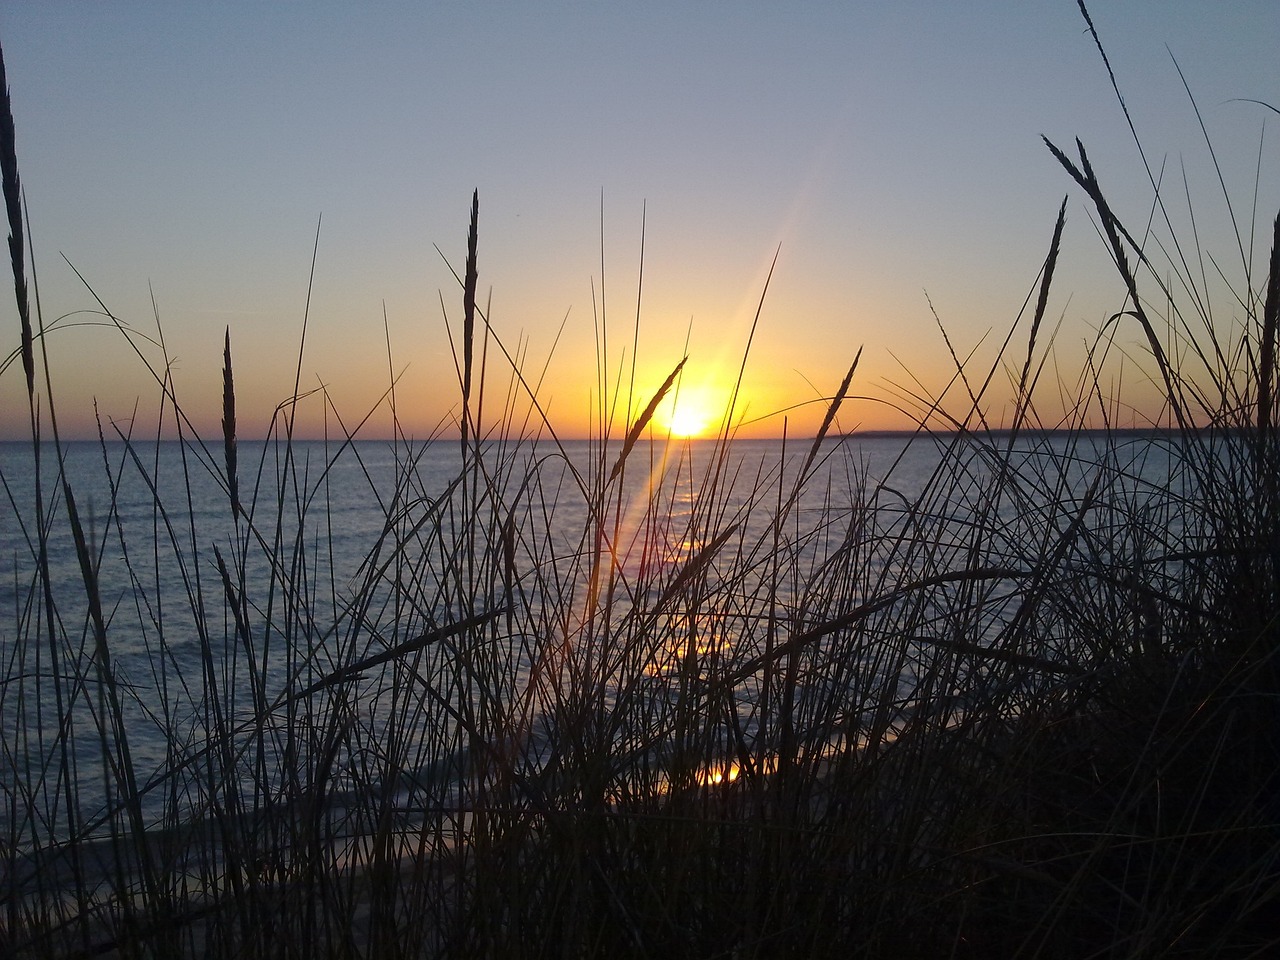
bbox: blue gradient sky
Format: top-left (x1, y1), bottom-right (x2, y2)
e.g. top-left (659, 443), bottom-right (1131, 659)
top-left (1, 3), bottom-right (1277, 440)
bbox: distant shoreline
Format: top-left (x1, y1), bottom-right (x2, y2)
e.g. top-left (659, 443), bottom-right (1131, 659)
top-left (831, 426), bottom-right (1191, 440)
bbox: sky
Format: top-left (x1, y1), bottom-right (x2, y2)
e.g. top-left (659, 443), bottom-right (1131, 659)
top-left (1, 2), bottom-right (1277, 441)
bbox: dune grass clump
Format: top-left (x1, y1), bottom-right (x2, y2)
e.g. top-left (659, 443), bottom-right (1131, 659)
top-left (3, 10), bottom-right (1280, 960)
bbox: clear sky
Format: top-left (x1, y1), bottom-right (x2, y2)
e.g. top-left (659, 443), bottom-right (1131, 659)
top-left (1, 2), bottom-right (1277, 441)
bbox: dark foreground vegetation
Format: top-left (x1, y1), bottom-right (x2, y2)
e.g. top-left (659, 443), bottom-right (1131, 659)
top-left (4, 8), bottom-right (1279, 958)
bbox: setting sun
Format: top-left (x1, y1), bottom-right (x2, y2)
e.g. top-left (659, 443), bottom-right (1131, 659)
top-left (656, 385), bottom-right (729, 438)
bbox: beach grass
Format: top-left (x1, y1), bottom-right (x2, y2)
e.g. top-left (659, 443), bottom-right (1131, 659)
top-left (3, 7), bottom-right (1280, 958)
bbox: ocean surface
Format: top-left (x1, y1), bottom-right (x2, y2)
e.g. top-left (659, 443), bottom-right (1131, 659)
top-left (1, 432), bottom-right (1188, 848)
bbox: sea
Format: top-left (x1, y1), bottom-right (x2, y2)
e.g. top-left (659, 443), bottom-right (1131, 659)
top-left (0, 431), bottom-right (1190, 857)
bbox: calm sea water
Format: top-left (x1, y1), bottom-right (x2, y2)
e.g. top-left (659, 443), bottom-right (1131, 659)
top-left (0, 432), bottom-right (1186, 844)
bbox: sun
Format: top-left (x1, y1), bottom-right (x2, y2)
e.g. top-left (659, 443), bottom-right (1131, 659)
top-left (666, 405), bottom-right (709, 438)
top-left (657, 385), bottom-right (726, 439)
